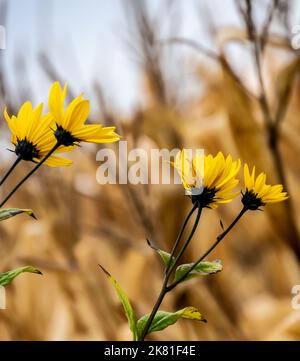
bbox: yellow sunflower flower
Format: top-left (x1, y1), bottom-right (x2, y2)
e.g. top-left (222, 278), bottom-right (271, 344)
top-left (242, 164), bottom-right (288, 210)
top-left (174, 150), bottom-right (241, 208)
top-left (48, 81), bottom-right (120, 147)
top-left (4, 101), bottom-right (72, 167)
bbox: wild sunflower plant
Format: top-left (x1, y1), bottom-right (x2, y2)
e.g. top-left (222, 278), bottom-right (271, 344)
top-left (0, 81), bottom-right (288, 339)
top-left (101, 150), bottom-right (288, 341)
top-left (0, 81), bottom-right (120, 292)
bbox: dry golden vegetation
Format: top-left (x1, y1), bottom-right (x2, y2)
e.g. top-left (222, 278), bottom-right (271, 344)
top-left (0, 0), bottom-right (300, 340)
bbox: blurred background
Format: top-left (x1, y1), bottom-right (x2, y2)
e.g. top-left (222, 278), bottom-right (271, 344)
top-left (0, 0), bottom-right (300, 340)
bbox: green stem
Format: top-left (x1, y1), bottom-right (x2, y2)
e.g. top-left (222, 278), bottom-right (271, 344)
top-left (138, 277), bottom-right (168, 341)
top-left (167, 206), bottom-right (248, 291)
top-left (165, 202), bottom-right (198, 274)
top-left (139, 203), bottom-right (202, 341)
top-left (0, 141), bottom-right (61, 208)
top-left (0, 155), bottom-right (22, 186)
top-left (166, 205), bottom-right (202, 278)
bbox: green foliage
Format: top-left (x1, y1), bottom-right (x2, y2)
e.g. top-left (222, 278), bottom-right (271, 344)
top-left (0, 266), bottom-right (42, 287)
top-left (147, 240), bottom-right (175, 268)
top-left (156, 249), bottom-right (175, 268)
top-left (100, 247), bottom-right (222, 339)
top-left (0, 208), bottom-right (36, 222)
top-left (137, 306), bottom-right (206, 338)
top-left (99, 265), bottom-right (138, 340)
top-left (175, 260), bottom-right (223, 283)
top-left (148, 240), bottom-right (223, 284)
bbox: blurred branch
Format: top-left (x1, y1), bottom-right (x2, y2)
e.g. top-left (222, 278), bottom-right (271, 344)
top-left (93, 82), bottom-right (124, 135)
top-left (239, 0), bottom-right (273, 126)
top-left (18, 257), bottom-right (77, 272)
top-left (38, 53), bottom-right (75, 99)
top-left (85, 222), bottom-right (147, 253)
top-left (237, 0), bottom-right (300, 259)
top-left (124, 0), bottom-right (169, 105)
top-left (260, 0), bottom-right (279, 52)
top-left (160, 37), bottom-right (219, 61)
top-left (162, 36), bottom-right (257, 100)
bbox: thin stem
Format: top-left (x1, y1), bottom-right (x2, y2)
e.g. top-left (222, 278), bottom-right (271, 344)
top-left (0, 155), bottom-right (22, 186)
top-left (167, 206), bottom-right (248, 291)
top-left (0, 141), bottom-right (61, 208)
top-left (139, 204), bottom-right (202, 341)
top-left (165, 202), bottom-right (198, 274)
top-left (140, 205), bottom-right (247, 340)
top-left (166, 205), bottom-right (202, 278)
top-left (138, 277), bottom-right (168, 341)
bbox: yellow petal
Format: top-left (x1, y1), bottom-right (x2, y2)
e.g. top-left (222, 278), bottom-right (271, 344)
top-left (39, 155), bottom-right (73, 167)
top-left (254, 172), bottom-right (266, 194)
top-left (4, 108), bottom-right (18, 137)
top-left (26, 103), bottom-right (44, 140)
top-left (17, 101), bottom-right (33, 139)
top-left (71, 124), bottom-right (120, 143)
top-left (64, 99), bottom-right (89, 130)
top-left (48, 81), bottom-right (67, 124)
top-left (244, 164), bottom-right (251, 189)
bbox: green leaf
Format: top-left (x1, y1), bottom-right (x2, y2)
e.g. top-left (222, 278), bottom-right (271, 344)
top-left (0, 266), bottom-right (42, 286)
top-left (99, 265), bottom-right (138, 341)
top-left (157, 249), bottom-right (175, 267)
top-left (0, 208), bottom-right (37, 222)
top-left (146, 239), bottom-right (175, 268)
top-left (137, 306), bottom-right (206, 338)
top-left (175, 260), bottom-right (223, 283)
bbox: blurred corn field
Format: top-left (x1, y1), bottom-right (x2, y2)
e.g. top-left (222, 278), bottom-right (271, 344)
top-left (0, 0), bottom-right (300, 340)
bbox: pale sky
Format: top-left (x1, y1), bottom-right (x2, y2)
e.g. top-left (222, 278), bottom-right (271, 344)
top-left (1, 0), bottom-right (299, 116)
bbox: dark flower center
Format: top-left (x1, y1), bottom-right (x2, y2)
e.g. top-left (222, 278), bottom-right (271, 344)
top-left (15, 139), bottom-right (40, 161)
top-left (191, 187), bottom-right (217, 208)
top-left (242, 189), bottom-right (264, 210)
top-left (54, 125), bottom-right (80, 146)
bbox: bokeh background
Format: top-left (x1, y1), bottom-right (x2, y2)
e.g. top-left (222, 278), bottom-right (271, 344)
top-left (0, 0), bottom-right (300, 340)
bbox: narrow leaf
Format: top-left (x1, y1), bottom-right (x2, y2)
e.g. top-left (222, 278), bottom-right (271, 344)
top-left (99, 264), bottom-right (138, 340)
top-left (137, 306), bottom-right (206, 338)
top-left (157, 249), bottom-right (175, 268)
top-left (146, 239), bottom-right (175, 268)
top-left (0, 208), bottom-right (37, 222)
top-left (175, 260), bottom-right (223, 283)
top-left (0, 266), bottom-right (42, 286)
top-left (220, 219), bottom-right (224, 230)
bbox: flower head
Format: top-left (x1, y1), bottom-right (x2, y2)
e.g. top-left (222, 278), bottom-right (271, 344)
top-left (242, 164), bottom-right (288, 210)
top-left (4, 102), bottom-right (72, 167)
top-left (48, 82), bottom-right (120, 147)
top-left (174, 150), bottom-right (241, 208)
